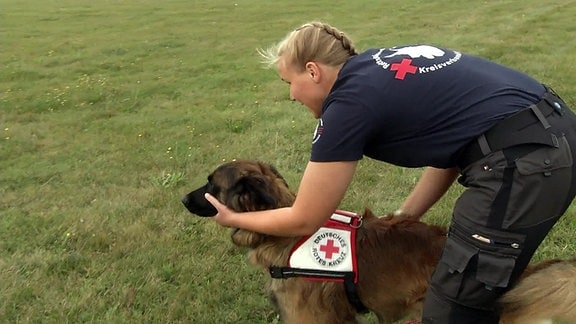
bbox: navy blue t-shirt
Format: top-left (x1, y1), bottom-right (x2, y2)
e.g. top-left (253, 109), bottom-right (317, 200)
top-left (310, 45), bottom-right (546, 168)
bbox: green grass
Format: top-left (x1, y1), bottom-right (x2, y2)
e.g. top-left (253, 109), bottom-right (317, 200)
top-left (1, 0), bottom-right (575, 322)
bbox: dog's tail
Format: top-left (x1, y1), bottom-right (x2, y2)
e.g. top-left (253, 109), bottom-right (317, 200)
top-left (499, 259), bottom-right (576, 323)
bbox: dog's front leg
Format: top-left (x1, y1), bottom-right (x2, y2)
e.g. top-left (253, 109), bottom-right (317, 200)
top-left (269, 275), bottom-right (362, 323)
top-left (272, 288), bottom-right (320, 324)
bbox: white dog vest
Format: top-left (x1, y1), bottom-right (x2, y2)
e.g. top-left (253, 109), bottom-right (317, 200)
top-left (269, 210), bottom-right (361, 283)
top-left (268, 210), bottom-right (367, 312)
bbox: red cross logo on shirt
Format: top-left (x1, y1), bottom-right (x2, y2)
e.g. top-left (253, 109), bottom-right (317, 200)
top-left (319, 239), bottom-right (340, 259)
top-left (390, 58), bottom-right (417, 80)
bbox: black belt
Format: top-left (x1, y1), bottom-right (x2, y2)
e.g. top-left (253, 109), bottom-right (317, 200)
top-left (458, 86), bottom-right (566, 169)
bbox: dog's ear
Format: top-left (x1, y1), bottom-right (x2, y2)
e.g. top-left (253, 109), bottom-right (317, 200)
top-left (262, 162), bottom-right (289, 189)
top-left (362, 208), bottom-right (378, 221)
top-left (225, 174), bottom-right (278, 212)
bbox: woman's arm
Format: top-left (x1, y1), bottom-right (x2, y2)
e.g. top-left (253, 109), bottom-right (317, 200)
top-left (399, 166), bottom-right (459, 219)
top-left (204, 160), bottom-right (358, 236)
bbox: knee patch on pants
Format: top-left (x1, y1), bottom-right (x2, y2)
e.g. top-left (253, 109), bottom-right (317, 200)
top-left (429, 219), bottom-right (526, 310)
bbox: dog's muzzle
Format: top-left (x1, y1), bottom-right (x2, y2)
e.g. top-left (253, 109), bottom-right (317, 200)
top-left (181, 186), bottom-right (218, 217)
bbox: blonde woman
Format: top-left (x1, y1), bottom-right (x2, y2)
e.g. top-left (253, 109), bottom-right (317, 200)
top-left (205, 22), bottom-right (576, 323)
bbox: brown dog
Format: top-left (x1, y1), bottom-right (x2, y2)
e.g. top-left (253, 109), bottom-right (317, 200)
top-left (182, 160), bottom-right (576, 324)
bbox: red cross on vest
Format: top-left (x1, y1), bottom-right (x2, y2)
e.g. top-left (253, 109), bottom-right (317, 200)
top-left (319, 239), bottom-right (340, 259)
top-left (391, 58), bottom-right (417, 80)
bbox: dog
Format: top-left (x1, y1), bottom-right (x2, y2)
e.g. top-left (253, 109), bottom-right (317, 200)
top-left (182, 160), bottom-right (576, 324)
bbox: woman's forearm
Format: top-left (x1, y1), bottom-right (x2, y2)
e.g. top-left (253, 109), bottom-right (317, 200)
top-left (399, 167), bottom-right (459, 219)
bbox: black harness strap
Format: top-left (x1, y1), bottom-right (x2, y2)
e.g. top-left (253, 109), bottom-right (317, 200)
top-left (268, 266), bottom-right (369, 314)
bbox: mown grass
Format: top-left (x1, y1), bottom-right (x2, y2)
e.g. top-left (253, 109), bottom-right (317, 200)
top-left (1, 0), bottom-right (575, 322)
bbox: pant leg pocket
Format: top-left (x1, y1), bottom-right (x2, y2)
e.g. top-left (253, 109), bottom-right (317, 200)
top-left (471, 224), bottom-right (525, 290)
top-left (430, 221), bottom-right (526, 310)
top-left (429, 232), bottom-right (477, 300)
top-left (506, 135), bottom-right (574, 227)
top-left (515, 134), bottom-right (572, 177)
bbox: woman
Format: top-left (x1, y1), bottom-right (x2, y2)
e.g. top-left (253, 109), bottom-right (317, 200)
top-left (204, 22), bottom-right (576, 323)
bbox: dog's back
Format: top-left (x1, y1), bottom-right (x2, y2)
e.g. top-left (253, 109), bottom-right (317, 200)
top-left (499, 259), bottom-right (576, 323)
top-left (354, 211), bottom-right (447, 322)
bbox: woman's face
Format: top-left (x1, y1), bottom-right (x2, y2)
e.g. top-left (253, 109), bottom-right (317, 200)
top-left (277, 56), bottom-right (325, 118)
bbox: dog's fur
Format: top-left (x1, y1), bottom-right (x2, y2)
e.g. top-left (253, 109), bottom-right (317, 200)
top-left (182, 160), bottom-right (576, 324)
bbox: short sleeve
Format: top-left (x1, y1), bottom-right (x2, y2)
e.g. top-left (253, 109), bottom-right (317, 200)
top-left (310, 100), bottom-right (373, 162)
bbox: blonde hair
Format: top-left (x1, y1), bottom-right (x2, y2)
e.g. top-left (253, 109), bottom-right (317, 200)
top-left (259, 22), bottom-right (357, 72)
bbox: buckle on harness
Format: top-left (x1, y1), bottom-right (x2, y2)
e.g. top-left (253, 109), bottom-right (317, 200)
top-left (269, 266), bottom-right (287, 279)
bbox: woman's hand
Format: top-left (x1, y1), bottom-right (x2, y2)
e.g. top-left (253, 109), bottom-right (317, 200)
top-left (204, 193), bottom-right (236, 227)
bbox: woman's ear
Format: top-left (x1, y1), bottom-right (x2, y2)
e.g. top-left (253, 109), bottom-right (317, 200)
top-left (305, 62), bottom-right (321, 83)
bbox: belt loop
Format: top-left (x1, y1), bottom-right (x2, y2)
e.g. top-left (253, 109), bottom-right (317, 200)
top-left (530, 104), bottom-right (551, 129)
top-left (478, 134), bottom-right (492, 155)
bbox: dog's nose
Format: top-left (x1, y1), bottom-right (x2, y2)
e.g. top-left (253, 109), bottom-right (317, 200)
top-left (181, 194), bottom-right (191, 208)
top-left (181, 194), bottom-right (195, 212)
top-left (180, 192), bottom-right (218, 217)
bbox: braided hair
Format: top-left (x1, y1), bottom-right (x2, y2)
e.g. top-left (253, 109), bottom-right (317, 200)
top-left (259, 22), bottom-right (358, 72)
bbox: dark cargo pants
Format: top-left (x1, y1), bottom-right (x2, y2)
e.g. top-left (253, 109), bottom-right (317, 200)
top-left (422, 91), bottom-right (576, 323)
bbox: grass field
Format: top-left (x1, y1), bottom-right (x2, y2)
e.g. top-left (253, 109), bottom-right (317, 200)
top-left (1, 0), bottom-right (576, 322)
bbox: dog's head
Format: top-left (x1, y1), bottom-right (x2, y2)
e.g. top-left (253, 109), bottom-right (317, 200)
top-left (182, 160), bottom-right (294, 216)
top-left (182, 160), bottom-right (295, 249)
